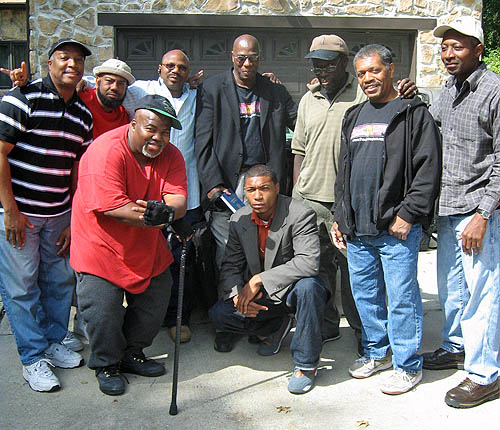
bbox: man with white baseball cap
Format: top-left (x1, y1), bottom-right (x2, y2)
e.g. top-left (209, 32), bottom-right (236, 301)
top-left (422, 16), bottom-right (500, 408)
top-left (433, 15), bottom-right (484, 44)
top-left (8, 57), bottom-right (135, 140)
top-left (79, 58), bottom-right (135, 139)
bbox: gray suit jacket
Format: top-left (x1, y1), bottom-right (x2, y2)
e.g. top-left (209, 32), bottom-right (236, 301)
top-left (220, 195), bottom-right (320, 303)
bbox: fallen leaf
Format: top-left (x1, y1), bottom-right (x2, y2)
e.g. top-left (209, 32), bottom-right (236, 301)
top-left (276, 406), bottom-right (291, 414)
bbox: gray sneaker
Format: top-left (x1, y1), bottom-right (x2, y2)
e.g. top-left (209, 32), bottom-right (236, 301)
top-left (61, 331), bottom-right (84, 352)
top-left (349, 354), bottom-right (392, 379)
top-left (380, 369), bottom-right (422, 395)
top-left (44, 343), bottom-right (84, 368)
top-left (257, 315), bottom-right (293, 356)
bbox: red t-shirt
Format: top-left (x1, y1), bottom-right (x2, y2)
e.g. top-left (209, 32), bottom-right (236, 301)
top-left (70, 124), bottom-right (188, 293)
top-left (79, 89), bottom-right (130, 139)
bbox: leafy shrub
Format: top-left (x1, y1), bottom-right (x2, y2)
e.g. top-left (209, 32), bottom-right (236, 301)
top-left (484, 48), bottom-right (500, 75)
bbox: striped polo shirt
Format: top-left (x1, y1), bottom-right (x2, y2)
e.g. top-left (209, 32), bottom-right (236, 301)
top-left (0, 75), bottom-right (93, 217)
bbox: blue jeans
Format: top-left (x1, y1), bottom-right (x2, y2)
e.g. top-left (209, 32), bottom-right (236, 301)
top-left (209, 277), bottom-right (327, 369)
top-left (292, 188), bottom-right (362, 338)
top-left (347, 225), bottom-right (423, 374)
top-left (437, 212), bottom-right (500, 385)
top-left (0, 212), bottom-right (75, 365)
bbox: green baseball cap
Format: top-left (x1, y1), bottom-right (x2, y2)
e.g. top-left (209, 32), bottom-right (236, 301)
top-left (134, 94), bottom-right (182, 130)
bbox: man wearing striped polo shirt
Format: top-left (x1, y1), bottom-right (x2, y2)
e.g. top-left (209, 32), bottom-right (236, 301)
top-left (0, 38), bottom-right (93, 392)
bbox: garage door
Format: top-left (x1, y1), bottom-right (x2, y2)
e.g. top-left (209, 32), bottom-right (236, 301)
top-left (116, 27), bottom-right (415, 104)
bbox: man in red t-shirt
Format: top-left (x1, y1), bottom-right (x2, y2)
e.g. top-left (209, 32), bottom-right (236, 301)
top-left (79, 58), bottom-right (134, 139)
top-left (71, 59), bottom-right (135, 346)
top-left (70, 95), bottom-right (187, 396)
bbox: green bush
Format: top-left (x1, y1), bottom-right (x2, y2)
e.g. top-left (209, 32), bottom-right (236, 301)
top-left (483, 0), bottom-right (500, 50)
top-left (484, 48), bottom-right (500, 75)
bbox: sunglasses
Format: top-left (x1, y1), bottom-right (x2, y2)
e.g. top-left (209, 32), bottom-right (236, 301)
top-left (233, 55), bottom-right (260, 65)
top-left (311, 63), bottom-right (339, 75)
top-left (160, 63), bottom-right (188, 72)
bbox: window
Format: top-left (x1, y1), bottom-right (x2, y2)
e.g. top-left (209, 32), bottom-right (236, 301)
top-left (0, 41), bottom-right (27, 89)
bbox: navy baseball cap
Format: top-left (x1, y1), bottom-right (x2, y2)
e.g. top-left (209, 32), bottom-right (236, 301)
top-left (48, 38), bottom-right (92, 58)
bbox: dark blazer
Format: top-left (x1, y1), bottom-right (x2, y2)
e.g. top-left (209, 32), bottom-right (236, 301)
top-left (220, 195), bottom-right (320, 303)
top-left (195, 70), bottom-right (297, 198)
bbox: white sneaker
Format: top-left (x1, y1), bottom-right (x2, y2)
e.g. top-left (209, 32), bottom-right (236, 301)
top-left (349, 354), bottom-right (392, 379)
top-left (44, 343), bottom-right (84, 368)
top-left (61, 331), bottom-right (84, 352)
top-left (380, 369), bottom-right (422, 395)
top-left (23, 359), bottom-right (60, 392)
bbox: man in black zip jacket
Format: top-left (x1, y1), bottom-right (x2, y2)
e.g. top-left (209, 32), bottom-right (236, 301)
top-left (330, 44), bottom-right (441, 395)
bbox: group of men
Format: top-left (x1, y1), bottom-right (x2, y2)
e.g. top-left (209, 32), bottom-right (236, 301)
top-left (0, 14), bottom-right (498, 409)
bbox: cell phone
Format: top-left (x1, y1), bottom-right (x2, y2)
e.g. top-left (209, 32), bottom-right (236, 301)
top-left (210, 188), bottom-right (244, 213)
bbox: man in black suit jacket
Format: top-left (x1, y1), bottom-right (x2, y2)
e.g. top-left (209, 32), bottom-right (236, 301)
top-left (195, 34), bottom-right (297, 268)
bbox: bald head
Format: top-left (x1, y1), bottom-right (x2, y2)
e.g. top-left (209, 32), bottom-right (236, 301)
top-left (161, 49), bottom-right (190, 65)
top-left (158, 49), bottom-right (190, 97)
top-left (233, 34), bottom-right (261, 54)
top-left (232, 34), bottom-right (260, 88)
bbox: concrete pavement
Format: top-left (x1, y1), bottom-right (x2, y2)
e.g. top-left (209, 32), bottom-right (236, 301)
top-left (1, 249), bottom-right (499, 429)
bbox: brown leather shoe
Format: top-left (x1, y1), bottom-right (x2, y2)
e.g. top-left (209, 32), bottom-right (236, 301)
top-left (445, 378), bottom-right (499, 408)
top-left (168, 325), bottom-right (191, 343)
top-left (422, 347), bottom-right (464, 370)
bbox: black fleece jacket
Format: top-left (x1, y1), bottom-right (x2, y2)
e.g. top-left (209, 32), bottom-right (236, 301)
top-left (333, 96), bottom-right (442, 238)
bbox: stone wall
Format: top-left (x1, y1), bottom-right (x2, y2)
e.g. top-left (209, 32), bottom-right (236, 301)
top-left (0, 8), bottom-right (26, 41)
top-left (28, 0), bottom-right (482, 87)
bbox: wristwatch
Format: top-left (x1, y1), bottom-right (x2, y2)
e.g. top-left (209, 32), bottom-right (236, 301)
top-left (476, 208), bottom-right (491, 220)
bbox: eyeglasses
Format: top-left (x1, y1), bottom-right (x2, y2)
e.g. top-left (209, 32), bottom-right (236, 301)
top-left (160, 63), bottom-right (188, 72)
top-left (233, 55), bottom-right (260, 65)
top-left (311, 63), bottom-right (338, 75)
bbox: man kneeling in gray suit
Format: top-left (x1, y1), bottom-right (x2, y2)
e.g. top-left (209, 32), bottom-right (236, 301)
top-left (209, 164), bottom-right (327, 394)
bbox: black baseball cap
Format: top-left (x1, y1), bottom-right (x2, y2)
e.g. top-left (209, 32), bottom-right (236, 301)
top-left (135, 95), bottom-right (182, 130)
top-left (48, 38), bottom-right (92, 58)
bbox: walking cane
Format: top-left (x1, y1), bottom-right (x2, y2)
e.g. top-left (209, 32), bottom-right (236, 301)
top-left (168, 219), bottom-right (193, 416)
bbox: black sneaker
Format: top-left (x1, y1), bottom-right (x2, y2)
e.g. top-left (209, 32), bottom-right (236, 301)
top-left (214, 332), bottom-right (237, 352)
top-left (422, 348), bottom-right (465, 370)
top-left (96, 365), bottom-right (126, 396)
top-left (120, 351), bottom-right (166, 377)
top-left (257, 315), bottom-right (293, 356)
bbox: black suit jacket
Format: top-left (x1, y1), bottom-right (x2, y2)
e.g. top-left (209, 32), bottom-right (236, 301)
top-left (195, 70), bottom-right (297, 198)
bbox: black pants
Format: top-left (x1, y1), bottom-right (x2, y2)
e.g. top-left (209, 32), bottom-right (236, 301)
top-left (76, 269), bottom-right (172, 369)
